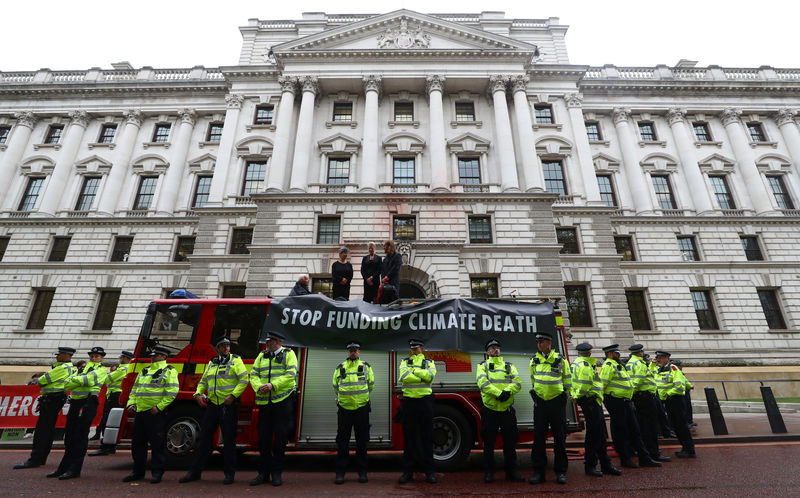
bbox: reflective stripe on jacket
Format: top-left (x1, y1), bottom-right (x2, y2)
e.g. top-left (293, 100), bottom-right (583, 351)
top-left (656, 363), bottom-right (687, 400)
top-left (626, 355), bottom-right (657, 394)
top-left (195, 354), bottom-right (249, 405)
top-left (65, 361), bottom-right (108, 399)
top-left (476, 356), bottom-right (521, 411)
top-left (530, 349), bottom-right (571, 401)
top-left (571, 356), bottom-right (604, 405)
top-left (38, 361), bottom-right (75, 395)
top-left (599, 358), bottom-right (634, 399)
top-left (250, 347), bottom-right (298, 405)
top-left (399, 353), bottom-right (436, 398)
top-left (107, 363), bottom-right (130, 394)
top-left (332, 358), bottom-right (374, 410)
top-left (126, 360), bottom-right (178, 412)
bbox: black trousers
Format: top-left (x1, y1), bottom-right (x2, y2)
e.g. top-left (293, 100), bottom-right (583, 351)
top-left (480, 404), bottom-right (519, 473)
top-left (55, 396), bottom-right (99, 476)
top-left (29, 393), bottom-right (66, 465)
top-left (97, 391), bottom-right (121, 449)
top-left (531, 392), bottom-right (568, 474)
top-left (401, 395), bottom-right (434, 474)
top-left (131, 410), bottom-right (167, 476)
top-left (362, 284), bottom-right (378, 304)
top-left (633, 391), bottom-right (661, 458)
top-left (683, 390), bottom-right (694, 423)
top-left (335, 404), bottom-right (370, 475)
top-left (604, 396), bottom-right (651, 462)
top-left (257, 399), bottom-right (293, 476)
top-left (666, 396), bottom-right (695, 453)
top-left (577, 397), bottom-right (612, 469)
top-left (191, 402), bottom-right (239, 476)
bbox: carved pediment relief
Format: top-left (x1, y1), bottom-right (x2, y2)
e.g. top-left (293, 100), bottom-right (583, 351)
top-left (235, 136), bottom-right (274, 158)
top-left (535, 135), bottom-right (573, 157)
top-left (188, 153), bottom-right (217, 172)
top-left (698, 153), bottom-right (736, 172)
top-left (383, 131), bottom-right (426, 153)
top-left (20, 155), bottom-right (56, 176)
top-left (74, 154), bottom-right (113, 175)
top-left (131, 153), bottom-right (169, 175)
top-left (318, 133), bottom-right (361, 154)
top-left (640, 152), bottom-right (679, 172)
top-left (593, 152), bottom-right (621, 172)
top-left (447, 132), bottom-right (491, 153)
top-left (755, 152), bottom-right (793, 172)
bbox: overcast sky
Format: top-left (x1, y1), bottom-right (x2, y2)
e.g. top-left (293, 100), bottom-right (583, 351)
top-left (1, 0), bottom-right (796, 72)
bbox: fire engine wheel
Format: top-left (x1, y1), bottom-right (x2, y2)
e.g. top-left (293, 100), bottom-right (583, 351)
top-left (432, 404), bottom-right (473, 471)
top-left (165, 406), bottom-right (203, 469)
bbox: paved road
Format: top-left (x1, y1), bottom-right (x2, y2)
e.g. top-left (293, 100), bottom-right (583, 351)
top-left (4, 442), bottom-right (800, 496)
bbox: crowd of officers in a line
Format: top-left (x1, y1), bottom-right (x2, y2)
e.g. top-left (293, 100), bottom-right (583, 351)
top-left (13, 332), bottom-right (696, 486)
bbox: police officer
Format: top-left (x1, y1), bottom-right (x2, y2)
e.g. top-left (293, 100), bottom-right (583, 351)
top-left (180, 336), bottom-right (249, 485)
top-left (122, 345), bottom-right (178, 484)
top-left (655, 351), bottom-right (696, 458)
top-left (48, 346), bottom-right (109, 480)
top-left (90, 350), bottom-right (134, 455)
top-left (599, 344), bottom-right (661, 469)
top-left (14, 346), bottom-right (76, 470)
top-left (571, 343), bottom-right (621, 477)
top-left (672, 359), bottom-right (696, 427)
top-left (529, 331), bottom-right (571, 485)
top-left (476, 339), bottom-right (524, 483)
top-left (398, 338), bottom-right (437, 484)
top-left (249, 330), bottom-right (298, 487)
top-left (627, 344), bottom-right (670, 463)
top-left (333, 340), bottom-right (374, 484)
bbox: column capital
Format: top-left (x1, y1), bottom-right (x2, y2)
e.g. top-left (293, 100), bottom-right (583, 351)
top-left (488, 75), bottom-right (509, 94)
top-left (123, 109), bottom-right (144, 128)
top-left (666, 107), bottom-right (687, 126)
top-left (362, 75), bottom-right (383, 97)
top-left (177, 108), bottom-right (197, 126)
top-left (510, 75), bottom-right (529, 94)
top-left (278, 76), bottom-right (298, 95)
top-left (68, 110), bottom-right (90, 128)
top-left (720, 107), bottom-right (742, 126)
top-left (775, 107), bottom-right (797, 127)
top-left (13, 111), bottom-right (38, 129)
top-left (612, 107), bottom-right (631, 125)
top-left (299, 76), bottom-right (319, 95)
top-left (225, 93), bottom-right (245, 109)
top-left (425, 75), bottom-right (446, 95)
top-left (564, 93), bottom-right (583, 108)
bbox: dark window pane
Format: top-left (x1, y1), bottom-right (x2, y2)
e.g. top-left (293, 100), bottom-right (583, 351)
top-left (133, 176), bottom-right (158, 210)
top-left (0, 126), bottom-right (10, 145)
top-left (174, 236), bottom-right (196, 262)
top-left (327, 158), bottom-right (350, 184)
top-left (556, 228), bottom-right (579, 254)
top-left (254, 105), bottom-right (274, 125)
top-left (767, 176), bottom-right (794, 209)
top-left (230, 228), bottom-right (253, 254)
top-left (27, 289), bottom-right (55, 329)
top-left (471, 278), bottom-right (498, 298)
top-left (709, 175), bottom-right (735, 209)
top-left (625, 290), bottom-right (652, 330)
top-left (207, 122), bottom-right (223, 141)
top-left (19, 177), bottom-right (45, 211)
top-left (693, 122), bottom-right (711, 142)
top-left (0, 236), bottom-right (9, 261)
top-left (690, 290), bottom-right (719, 330)
top-left (565, 285), bottom-right (592, 327)
top-left (221, 285), bottom-right (247, 298)
top-left (542, 160), bottom-right (567, 195)
top-left (614, 236), bottom-right (635, 261)
top-left (468, 216), bottom-right (492, 243)
top-left (458, 157), bottom-right (481, 185)
top-left (638, 122), bottom-right (656, 141)
top-left (75, 176), bottom-right (101, 211)
top-left (93, 290), bottom-right (121, 330)
top-left (48, 236), bottom-right (71, 262)
top-left (333, 102), bottom-right (353, 122)
top-left (757, 289), bottom-right (786, 330)
top-left (317, 217), bottom-right (340, 244)
top-left (747, 123), bottom-right (766, 142)
top-left (312, 278), bottom-right (333, 298)
top-left (534, 104), bottom-right (554, 124)
top-left (394, 102), bottom-right (414, 122)
top-left (677, 236), bottom-right (699, 261)
top-left (193, 176), bottom-right (213, 208)
top-left (153, 124), bottom-right (171, 142)
top-left (455, 102), bottom-right (475, 122)
top-left (651, 175), bottom-right (676, 210)
top-left (393, 158), bottom-right (415, 184)
top-left (596, 174), bottom-right (617, 207)
top-left (585, 121), bottom-right (601, 141)
top-left (242, 161), bottom-right (267, 196)
top-left (393, 216), bottom-right (416, 240)
top-left (98, 124), bottom-right (116, 143)
top-left (45, 125), bottom-right (63, 144)
top-left (740, 236), bottom-right (763, 261)
top-left (111, 236), bottom-right (133, 262)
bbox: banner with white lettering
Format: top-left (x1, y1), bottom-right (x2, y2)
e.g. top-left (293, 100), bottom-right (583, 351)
top-left (0, 385), bottom-right (106, 429)
top-left (262, 296), bottom-right (556, 354)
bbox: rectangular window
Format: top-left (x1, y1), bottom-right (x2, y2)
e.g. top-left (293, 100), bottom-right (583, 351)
top-left (556, 227), bottom-right (579, 254)
top-left (542, 160), bottom-right (567, 195)
top-left (677, 236), bottom-right (700, 261)
top-left (468, 216), bottom-right (492, 243)
top-left (747, 122), bottom-right (766, 142)
top-left (18, 177), bottom-right (45, 211)
top-left (0, 126), bottom-right (10, 145)
top-left (691, 289), bottom-right (719, 330)
top-left (740, 236), bottom-right (764, 261)
top-left (229, 228), bottom-right (253, 255)
top-left (152, 124), bottom-right (171, 143)
top-left (0, 236), bottom-right (9, 261)
top-left (693, 122), bottom-right (712, 142)
top-left (455, 101), bottom-right (475, 122)
top-left (317, 217), bottom-right (340, 244)
top-left (638, 122), bottom-right (656, 141)
top-left (596, 174), bottom-right (617, 207)
top-left (332, 102), bottom-right (353, 122)
top-left (312, 278), bottom-right (333, 298)
top-left (173, 236), bottom-right (196, 262)
top-left (327, 158), bottom-right (350, 184)
top-left (651, 174), bottom-right (677, 210)
top-left (471, 277), bottom-right (499, 298)
top-left (394, 102), bottom-right (414, 122)
top-left (44, 125), bottom-right (63, 144)
top-left (110, 236), bottom-right (133, 262)
top-left (564, 285), bottom-right (592, 327)
top-left (625, 290), bottom-right (652, 330)
top-left (192, 176), bottom-right (213, 208)
top-left (254, 105), bottom-right (274, 125)
top-left (393, 215), bottom-right (416, 240)
top-left (393, 157), bottom-right (415, 184)
top-left (48, 236), bottom-right (71, 262)
top-left (709, 175), bottom-right (736, 209)
top-left (98, 124), bottom-right (117, 143)
top-left (585, 121), bottom-right (602, 141)
top-left (133, 176), bottom-right (158, 210)
top-left (221, 285), bottom-right (247, 298)
top-left (457, 157), bottom-right (481, 185)
top-left (27, 289), bottom-right (55, 330)
top-left (241, 161), bottom-right (267, 196)
top-left (75, 176), bottom-right (101, 211)
top-left (614, 235), bottom-right (636, 261)
top-left (534, 104), bottom-right (554, 124)
top-left (766, 176), bottom-right (795, 209)
top-left (757, 289), bottom-right (787, 330)
top-left (206, 122), bottom-right (223, 142)
top-left (92, 290), bottom-right (121, 330)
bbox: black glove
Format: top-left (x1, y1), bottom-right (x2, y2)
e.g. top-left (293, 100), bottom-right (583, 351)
top-left (497, 390), bottom-right (511, 402)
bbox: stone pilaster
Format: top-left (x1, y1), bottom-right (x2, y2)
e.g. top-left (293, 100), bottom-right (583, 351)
top-left (774, 108), bottom-right (800, 182)
top-left (97, 110), bottom-right (142, 215)
top-left (207, 94), bottom-right (244, 206)
top-left (38, 111), bottom-right (90, 215)
top-left (719, 107), bottom-right (774, 214)
top-left (360, 75), bottom-right (382, 192)
top-left (511, 76), bottom-right (544, 191)
top-left (489, 75), bottom-right (519, 191)
top-left (288, 76), bottom-right (318, 192)
top-left (267, 77), bottom-right (298, 191)
top-left (156, 109), bottom-right (196, 215)
top-left (564, 93), bottom-right (600, 202)
top-left (0, 112), bottom-right (38, 205)
top-left (666, 107), bottom-right (714, 214)
top-left (426, 75), bottom-right (449, 191)
top-left (612, 107), bottom-right (652, 214)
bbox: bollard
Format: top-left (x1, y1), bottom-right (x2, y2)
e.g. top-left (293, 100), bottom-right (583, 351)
top-left (703, 387), bottom-right (728, 435)
top-left (760, 386), bottom-right (787, 434)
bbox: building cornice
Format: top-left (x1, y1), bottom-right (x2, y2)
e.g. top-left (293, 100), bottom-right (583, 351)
top-left (249, 191), bottom-right (560, 204)
top-left (610, 214), bottom-right (800, 225)
top-left (0, 216), bottom-right (200, 227)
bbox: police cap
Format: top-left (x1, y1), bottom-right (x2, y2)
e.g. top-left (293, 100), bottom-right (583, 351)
top-left (56, 346), bottom-right (76, 356)
top-left (408, 338), bottom-right (425, 348)
top-left (602, 344), bottom-right (620, 354)
top-left (264, 331), bottom-right (286, 342)
top-left (576, 342), bottom-right (593, 352)
top-left (150, 346), bottom-right (171, 358)
top-left (346, 340), bottom-right (361, 350)
top-left (484, 339), bottom-right (501, 351)
top-left (654, 350), bottom-right (671, 358)
top-left (88, 346), bottom-right (107, 357)
top-left (120, 350), bottom-right (134, 359)
top-left (215, 337), bottom-right (231, 347)
top-left (628, 344), bottom-right (644, 353)
top-left (535, 332), bottom-right (553, 341)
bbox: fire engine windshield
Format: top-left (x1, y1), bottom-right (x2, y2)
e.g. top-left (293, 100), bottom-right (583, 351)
top-left (138, 302), bottom-right (201, 358)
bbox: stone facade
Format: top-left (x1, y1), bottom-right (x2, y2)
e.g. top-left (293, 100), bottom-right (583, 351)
top-left (0, 10), bottom-right (799, 366)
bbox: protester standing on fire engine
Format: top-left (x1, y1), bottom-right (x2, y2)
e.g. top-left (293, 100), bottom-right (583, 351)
top-left (360, 242), bottom-right (382, 304)
top-left (398, 338), bottom-right (438, 484)
top-left (90, 350), bottom-right (134, 455)
top-left (379, 240), bottom-right (402, 304)
top-left (332, 247), bottom-right (353, 300)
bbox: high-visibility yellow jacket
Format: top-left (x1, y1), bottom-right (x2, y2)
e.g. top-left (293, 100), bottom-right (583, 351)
top-left (107, 363), bottom-right (130, 394)
top-left (38, 361), bottom-right (75, 395)
top-left (626, 355), bottom-right (657, 394)
top-left (571, 356), bottom-right (604, 405)
top-left (332, 358), bottom-right (374, 410)
top-left (599, 358), bottom-right (634, 399)
top-left (656, 363), bottom-right (687, 400)
top-left (126, 360), bottom-right (178, 412)
top-left (530, 349), bottom-right (572, 401)
top-left (648, 362), bottom-right (660, 376)
top-left (65, 361), bottom-right (108, 400)
top-left (399, 353), bottom-right (437, 398)
top-left (195, 354), bottom-right (248, 405)
top-left (476, 356), bottom-right (521, 411)
top-left (250, 347), bottom-right (298, 405)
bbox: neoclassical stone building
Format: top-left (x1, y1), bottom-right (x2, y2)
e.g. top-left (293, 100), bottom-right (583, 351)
top-left (1, 10), bottom-right (799, 366)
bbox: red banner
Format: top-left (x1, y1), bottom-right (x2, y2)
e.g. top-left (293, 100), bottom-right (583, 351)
top-left (0, 385), bottom-right (106, 429)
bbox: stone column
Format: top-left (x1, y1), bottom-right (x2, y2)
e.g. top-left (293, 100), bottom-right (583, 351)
top-left (775, 108), bottom-right (800, 180)
top-left (97, 110), bottom-right (142, 215)
top-left (38, 111), bottom-right (90, 215)
top-left (565, 94), bottom-right (601, 202)
top-left (206, 94), bottom-right (244, 206)
top-left (289, 76), bottom-right (319, 192)
top-left (612, 108), bottom-right (652, 214)
top-left (360, 75), bottom-right (381, 192)
top-left (0, 112), bottom-right (38, 205)
top-left (666, 108), bottom-right (715, 215)
top-left (720, 108), bottom-right (774, 214)
top-left (489, 75), bottom-right (519, 192)
top-left (155, 109), bottom-right (195, 215)
top-left (267, 77), bottom-right (298, 191)
top-left (426, 75), bottom-right (449, 191)
top-left (512, 76), bottom-right (544, 192)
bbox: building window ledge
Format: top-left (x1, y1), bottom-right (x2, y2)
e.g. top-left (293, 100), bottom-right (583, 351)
top-left (13, 329), bottom-right (45, 334)
top-left (87, 142), bottom-right (116, 150)
top-left (198, 140), bottom-right (220, 148)
top-left (325, 120), bottom-right (358, 129)
top-left (33, 143), bottom-right (62, 151)
top-left (142, 141), bottom-right (171, 149)
top-left (589, 140), bottom-right (610, 147)
top-left (749, 141), bottom-right (778, 149)
top-left (532, 123), bottom-right (563, 131)
top-left (245, 124), bottom-right (276, 132)
top-left (638, 140), bottom-right (667, 148)
top-left (450, 120), bottom-right (483, 129)
top-left (388, 120), bottom-right (420, 129)
top-left (81, 329), bottom-right (114, 335)
top-left (632, 329), bottom-right (660, 335)
top-left (767, 329), bottom-right (800, 334)
top-left (694, 140), bottom-right (723, 148)
top-left (697, 329), bottom-right (731, 335)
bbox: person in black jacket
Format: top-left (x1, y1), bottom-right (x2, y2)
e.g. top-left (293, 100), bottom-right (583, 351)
top-left (380, 240), bottom-right (402, 304)
top-left (332, 247), bottom-right (353, 300)
top-left (289, 274), bottom-right (311, 296)
top-left (360, 242), bottom-right (382, 304)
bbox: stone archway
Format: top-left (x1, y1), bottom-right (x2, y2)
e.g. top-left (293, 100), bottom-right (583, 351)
top-left (399, 264), bottom-right (440, 299)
